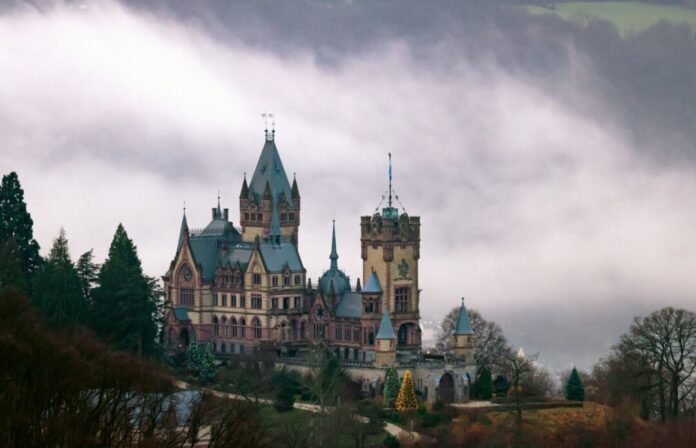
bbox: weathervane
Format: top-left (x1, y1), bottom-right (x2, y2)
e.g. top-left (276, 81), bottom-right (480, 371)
top-left (261, 111), bottom-right (276, 140)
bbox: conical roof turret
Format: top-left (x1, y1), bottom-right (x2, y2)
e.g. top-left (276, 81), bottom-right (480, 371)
top-left (376, 309), bottom-right (396, 340)
top-left (240, 174), bottom-right (249, 199)
top-left (177, 208), bottom-right (189, 251)
top-left (453, 297), bottom-right (474, 335)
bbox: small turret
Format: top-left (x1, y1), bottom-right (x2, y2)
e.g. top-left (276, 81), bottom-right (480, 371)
top-left (292, 174), bottom-right (300, 199)
top-left (356, 278), bottom-right (362, 292)
top-left (375, 309), bottom-right (397, 367)
top-left (240, 174), bottom-right (249, 199)
top-left (453, 297), bottom-right (475, 362)
top-left (177, 207), bottom-right (189, 252)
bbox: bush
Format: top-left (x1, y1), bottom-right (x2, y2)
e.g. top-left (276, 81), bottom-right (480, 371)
top-left (421, 411), bottom-right (443, 428)
top-left (383, 433), bottom-right (401, 448)
top-left (432, 400), bottom-right (446, 412)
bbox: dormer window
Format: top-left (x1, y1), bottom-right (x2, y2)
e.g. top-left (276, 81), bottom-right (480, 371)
top-left (272, 276), bottom-right (278, 287)
top-left (283, 274), bottom-right (290, 286)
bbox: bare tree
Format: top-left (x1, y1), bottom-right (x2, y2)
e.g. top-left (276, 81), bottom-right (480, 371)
top-left (436, 307), bottom-right (512, 370)
top-left (500, 350), bottom-right (539, 448)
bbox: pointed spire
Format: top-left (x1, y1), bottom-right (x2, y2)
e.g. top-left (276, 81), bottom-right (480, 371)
top-left (376, 309), bottom-right (397, 340)
top-left (177, 206), bottom-right (189, 251)
top-left (330, 220), bottom-right (338, 270)
top-left (363, 271), bottom-right (382, 294)
top-left (240, 173), bottom-right (248, 199)
top-left (216, 191), bottom-right (222, 218)
top-left (263, 180), bottom-right (272, 201)
top-left (388, 152), bottom-right (393, 209)
top-left (292, 173), bottom-right (300, 199)
top-left (307, 277), bottom-right (312, 289)
top-left (453, 297), bottom-right (474, 335)
top-left (356, 277), bottom-right (362, 292)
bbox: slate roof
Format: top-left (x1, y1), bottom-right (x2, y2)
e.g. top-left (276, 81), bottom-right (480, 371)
top-left (247, 138), bottom-right (293, 204)
top-left (376, 310), bottom-right (396, 339)
top-left (362, 271), bottom-right (383, 294)
top-left (173, 306), bottom-right (190, 321)
top-left (334, 292), bottom-right (363, 319)
top-left (258, 242), bottom-right (303, 272)
top-left (318, 221), bottom-right (351, 296)
top-left (453, 300), bottom-right (474, 335)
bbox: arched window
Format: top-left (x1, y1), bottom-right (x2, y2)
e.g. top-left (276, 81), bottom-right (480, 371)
top-left (231, 318), bottom-right (238, 337)
top-left (221, 316), bottom-right (227, 337)
top-left (252, 318), bottom-right (262, 339)
top-left (240, 318), bottom-right (246, 338)
top-left (213, 315), bottom-right (219, 336)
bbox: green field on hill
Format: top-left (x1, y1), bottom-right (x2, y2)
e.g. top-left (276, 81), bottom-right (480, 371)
top-left (527, 2), bottom-right (696, 34)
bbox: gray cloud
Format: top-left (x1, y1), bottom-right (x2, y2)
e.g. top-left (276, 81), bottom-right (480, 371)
top-left (1, 0), bottom-right (695, 372)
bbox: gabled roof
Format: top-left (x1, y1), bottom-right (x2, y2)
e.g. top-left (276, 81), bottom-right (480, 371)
top-left (453, 299), bottom-right (474, 335)
top-left (376, 310), bottom-right (396, 339)
top-left (248, 138), bottom-right (292, 204)
top-left (334, 292), bottom-right (363, 318)
top-left (258, 242), bottom-right (303, 272)
top-left (362, 271), bottom-right (382, 294)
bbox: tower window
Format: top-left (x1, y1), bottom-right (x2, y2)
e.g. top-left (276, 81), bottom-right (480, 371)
top-left (294, 274), bottom-right (301, 285)
top-left (395, 287), bottom-right (409, 313)
top-left (253, 274), bottom-right (261, 285)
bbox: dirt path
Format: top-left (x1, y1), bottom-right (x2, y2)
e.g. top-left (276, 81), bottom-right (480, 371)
top-left (174, 380), bottom-right (423, 443)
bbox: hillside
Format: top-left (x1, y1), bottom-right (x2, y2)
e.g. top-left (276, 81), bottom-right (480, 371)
top-left (527, 2), bottom-right (696, 34)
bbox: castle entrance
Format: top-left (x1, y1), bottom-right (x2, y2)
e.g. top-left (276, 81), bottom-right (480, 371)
top-left (438, 373), bottom-right (455, 403)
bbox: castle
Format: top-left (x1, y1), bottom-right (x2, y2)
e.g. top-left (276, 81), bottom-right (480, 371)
top-left (163, 129), bottom-right (476, 403)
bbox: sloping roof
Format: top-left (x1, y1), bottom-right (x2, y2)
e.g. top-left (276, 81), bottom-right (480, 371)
top-left (376, 310), bottom-right (396, 339)
top-left (335, 292), bottom-right (363, 318)
top-left (248, 138), bottom-right (293, 204)
top-left (362, 271), bottom-right (383, 294)
top-left (453, 300), bottom-right (474, 335)
top-left (173, 306), bottom-right (190, 321)
top-left (258, 242), bottom-right (303, 272)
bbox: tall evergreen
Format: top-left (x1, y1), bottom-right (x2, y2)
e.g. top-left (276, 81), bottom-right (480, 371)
top-left (92, 224), bottom-right (159, 357)
top-left (383, 368), bottom-right (400, 408)
top-left (0, 239), bottom-right (27, 292)
top-left (565, 368), bottom-right (585, 402)
top-left (477, 366), bottom-right (493, 400)
top-left (76, 249), bottom-right (99, 305)
top-left (0, 172), bottom-right (41, 291)
top-left (32, 229), bottom-right (85, 327)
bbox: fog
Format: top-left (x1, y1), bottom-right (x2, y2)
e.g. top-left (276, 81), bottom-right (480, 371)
top-left (1, 0), bottom-right (695, 371)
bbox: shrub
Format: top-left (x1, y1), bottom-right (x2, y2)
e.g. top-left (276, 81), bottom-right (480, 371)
top-left (421, 411), bottom-right (443, 428)
top-left (383, 433), bottom-right (401, 448)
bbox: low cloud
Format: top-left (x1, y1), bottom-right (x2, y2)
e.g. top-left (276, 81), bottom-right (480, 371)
top-left (1, 1), bottom-right (695, 371)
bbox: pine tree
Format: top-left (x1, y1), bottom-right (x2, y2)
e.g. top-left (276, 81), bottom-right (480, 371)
top-left (32, 229), bottom-right (85, 327)
top-left (76, 249), bottom-right (99, 305)
top-left (91, 224), bottom-right (158, 357)
top-left (0, 238), bottom-right (26, 292)
top-left (383, 368), bottom-right (400, 408)
top-left (477, 366), bottom-right (493, 400)
top-left (186, 335), bottom-right (216, 380)
top-left (565, 368), bottom-right (585, 402)
top-left (396, 370), bottom-right (418, 413)
top-left (0, 172), bottom-right (41, 291)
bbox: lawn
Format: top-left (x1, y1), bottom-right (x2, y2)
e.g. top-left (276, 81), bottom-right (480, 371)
top-left (526, 2), bottom-right (696, 35)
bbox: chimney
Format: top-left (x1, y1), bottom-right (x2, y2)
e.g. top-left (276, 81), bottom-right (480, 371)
top-left (224, 208), bottom-right (229, 221)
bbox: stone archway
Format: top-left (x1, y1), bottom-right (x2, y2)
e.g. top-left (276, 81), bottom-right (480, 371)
top-left (179, 328), bottom-right (190, 349)
top-left (437, 373), bottom-right (455, 404)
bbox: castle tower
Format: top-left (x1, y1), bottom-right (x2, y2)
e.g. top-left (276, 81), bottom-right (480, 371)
top-left (453, 298), bottom-right (475, 363)
top-left (239, 130), bottom-right (300, 245)
top-left (375, 309), bottom-right (397, 367)
top-left (360, 154), bottom-right (421, 350)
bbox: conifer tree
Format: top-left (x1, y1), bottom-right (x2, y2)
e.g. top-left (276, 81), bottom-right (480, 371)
top-left (396, 370), bottom-right (418, 413)
top-left (32, 229), bottom-right (85, 327)
top-left (0, 172), bottom-right (41, 291)
top-left (76, 249), bottom-right (99, 304)
top-left (477, 366), bottom-right (493, 400)
top-left (0, 239), bottom-right (26, 292)
top-left (383, 367), bottom-right (400, 408)
top-left (92, 224), bottom-right (159, 357)
top-left (565, 368), bottom-right (585, 402)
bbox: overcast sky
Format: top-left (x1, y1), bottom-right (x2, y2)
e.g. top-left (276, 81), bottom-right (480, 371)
top-left (2, 0), bottom-right (695, 372)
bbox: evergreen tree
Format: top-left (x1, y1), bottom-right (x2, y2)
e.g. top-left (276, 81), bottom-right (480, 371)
top-left (477, 366), bottom-right (493, 400)
top-left (493, 374), bottom-right (510, 397)
top-left (565, 367), bottom-right (585, 402)
top-left (91, 224), bottom-right (158, 357)
top-left (31, 229), bottom-right (85, 327)
top-left (383, 367), bottom-right (400, 408)
top-left (76, 249), bottom-right (99, 305)
top-left (186, 335), bottom-right (216, 380)
top-left (396, 370), bottom-right (418, 413)
top-left (0, 238), bottom-right (27, 292)
top-left (0, 172), bottom-right (41, 291)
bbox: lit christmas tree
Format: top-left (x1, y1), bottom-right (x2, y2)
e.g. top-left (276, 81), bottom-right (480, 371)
top-left (383, 367), bottom-right (400, 408)
top-left (186, 335), bottom-right (216, 380)
top-left (396, 369), bottom-right (418, 413)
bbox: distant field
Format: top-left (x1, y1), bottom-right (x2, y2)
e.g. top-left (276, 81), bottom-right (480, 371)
top-left (527, 2), bottom-right (696, 34)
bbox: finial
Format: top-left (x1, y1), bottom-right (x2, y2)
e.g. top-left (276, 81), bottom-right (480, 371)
top-left (183, 201), bottom-right (186, 216)
top-left (461, 297), bottom-right (465, 306)
top-left (244, 172), bottom-right (247, 180)
top-left (261, 111), bottom-right (269, 134)
top-left (388, 152), bottom-right (393, 209)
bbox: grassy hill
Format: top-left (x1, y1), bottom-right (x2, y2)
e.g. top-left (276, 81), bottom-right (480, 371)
top-left (527, 2), bottom-right (696, 35)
